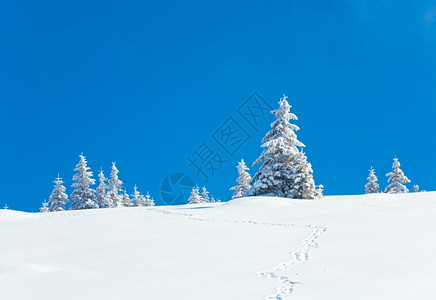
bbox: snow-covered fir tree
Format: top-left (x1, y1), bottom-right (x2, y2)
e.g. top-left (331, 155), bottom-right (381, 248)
top-left (188, 186), bottom-right (201, 204)
top-left (40, 199), bottom-right (49, 213)
top-left (365, 167), bottom-right (380, 194)
top-left (70, 154), bottom-right (99, 210)
top-left (122, 191), bottom-right (132, 207)
top-left (96, 169), bottom-right (109, 208)
top-left (230, 159), bottom-right (252, 199)
top-left (385, 158), bottom-right (411, 194)
top-left (48, 175), bottom-right (69, 211)
top-left (211, 196), bottom-right (216, 203)
top-left (315, 184), bottom-right (324, 199)
top-left (249, 94), bottom-right (315, 199)
top-left (130, 186), bottom-right (154, 207)
top-left (288, 150), bottom-right (316, 199)
top-left (107, 162), bottom-right (124, 208)
top-left (144, 192), bottom-right (155, 206)
top-left (413, 184), bottom-right (419, 193)
top-left (201, 186), bottom-right (210, 203)
top-left (131, 185), bottom-right (142, 206)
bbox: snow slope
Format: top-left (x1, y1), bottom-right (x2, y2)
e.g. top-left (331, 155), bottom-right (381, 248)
top-left (1, 192), bottom-right (436, 299)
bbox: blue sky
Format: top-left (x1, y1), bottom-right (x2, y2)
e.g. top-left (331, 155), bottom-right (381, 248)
top-left (1, 1), bottom-right (435, 211)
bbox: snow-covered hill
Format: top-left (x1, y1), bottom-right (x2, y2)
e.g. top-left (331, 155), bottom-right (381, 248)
top-left (1, 192), bottom-right (436, 300)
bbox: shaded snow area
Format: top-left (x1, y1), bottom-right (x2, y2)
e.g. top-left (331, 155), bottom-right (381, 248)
top-left (1, 192), bottom-right (436, 299)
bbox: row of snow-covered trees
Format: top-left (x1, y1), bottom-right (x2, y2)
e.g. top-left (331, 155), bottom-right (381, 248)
top-left (229, 94), bottom-right (322, 200)
top-left (365, 158), bottom-right (419, 194)
top-left (228, 94), bottom-right (417, 200)
top-left (41, 154), bottom-right (154, 212)
top-left (187, 186), bottom-right (220, 204)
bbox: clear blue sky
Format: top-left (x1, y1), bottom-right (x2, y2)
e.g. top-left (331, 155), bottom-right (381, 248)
top-left (1, 1), bottom-right (435, 211)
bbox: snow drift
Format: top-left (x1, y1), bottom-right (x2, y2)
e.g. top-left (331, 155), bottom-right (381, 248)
top-left (1, 192), bottom-right (436, 299)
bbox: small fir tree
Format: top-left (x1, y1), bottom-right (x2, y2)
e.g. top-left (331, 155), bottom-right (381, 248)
top-left (131, 185), bottom-right (142, 206)
top-left (107, 162), bottom-right (123, 207)
top-left (122, 191), bottom-right (132, 207)
top-left (365, 167), bottom-right (380, 194)
top-left (70, 154), bottom-right (99, 210)
top-left (40, 199), bottom-right (49, 213)
top-left (188, 186), bottom-right (202, 204)
top-left (230, 159), bottom-right (252, 199)
top-left (385, 158), bottom-right (411, 194)
top-left (97, 169), bottom-right (109, 208)
top-left (201, 186), bottom-right (210, 203)
top-left (413, 185), bottom-right (419, 193)
top-left (48, 174), bottom-right (69, 211)
top-left (288, 151), bottom-right (316, 199)
top-left (315, 184), bottom-right (324, 199)
top-left (144, 192), bottom-right (155, 206)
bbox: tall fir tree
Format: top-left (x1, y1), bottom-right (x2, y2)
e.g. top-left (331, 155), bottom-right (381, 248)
top-left (48, 174), bottom-right (69, 211)
top-left (201, 186), bottom-right (210, 203)
top-left (289, 151), bottom-right (316, 199)
top-left (249, 94), bottom-right (315, 198)
top-left (230, 159), bottom-right (252, 199)
top-left (97, 169), bottom-right (110, 208)
top-left (188, 186), bottom-right (201, 204)
top-left (385, 158), bottom-right (411, 194)
top-left (70, 154), bottom-right (99, 210)
top-left (107, 162), bottom-right (123, 207)
top-left (365, 167), bottom-right (380, 194)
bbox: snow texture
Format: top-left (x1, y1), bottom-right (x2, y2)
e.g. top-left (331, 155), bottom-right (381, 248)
top-left (2, 192), bottom-right (436, 299)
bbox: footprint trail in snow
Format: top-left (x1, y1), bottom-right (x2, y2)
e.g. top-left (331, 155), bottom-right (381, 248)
top-left (150, 207), bottom-right (327, 299)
